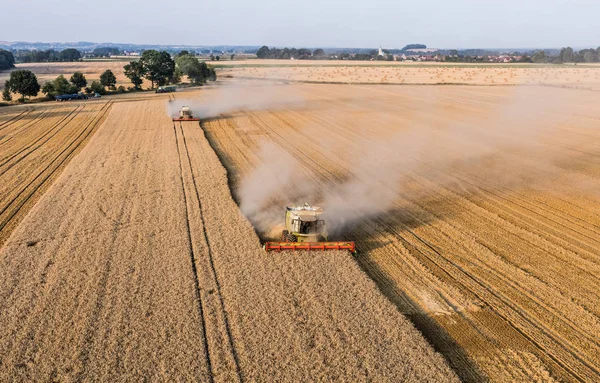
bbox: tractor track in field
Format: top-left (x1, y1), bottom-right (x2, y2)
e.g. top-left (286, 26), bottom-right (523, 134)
top-left (172, 122), bottom-right (215, 383)
top-left (0, 101), bottom-right (113, 247)
top-left (0, 108), bottom-right (33, 131)
top-left (0, 104), bottom-right (84, 173)
top-left (178, 122), bottom-right (243, 382)
top-left (0, 109), bottom-right (50, 147)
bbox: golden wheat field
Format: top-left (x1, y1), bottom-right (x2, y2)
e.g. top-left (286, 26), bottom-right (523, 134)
top-left (0, 88), bottom-right (457, 381)
top-left (200, 81), bottom-right (600, 382)
top-left (219, 60), bottom-right (600, 90)
top-left (1, 62), bottom-right (600, 382)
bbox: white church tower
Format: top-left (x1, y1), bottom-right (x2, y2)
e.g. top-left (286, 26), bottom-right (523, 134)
top-left (378, 46), bottom-right (384, 56)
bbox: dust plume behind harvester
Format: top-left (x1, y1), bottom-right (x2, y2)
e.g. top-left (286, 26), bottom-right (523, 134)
top-left (172, 106), bottom-right (200, 122)
top-left (264, 203), bottom-right (356, 253)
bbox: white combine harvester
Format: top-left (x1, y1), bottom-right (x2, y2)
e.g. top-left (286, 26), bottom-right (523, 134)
top-left (172, 106), bottom-right (200, 122)
top-left (264, 203), bottom-right (356, 253)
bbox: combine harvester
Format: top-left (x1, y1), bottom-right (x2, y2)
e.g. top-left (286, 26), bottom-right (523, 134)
top-left (264, 203), bottom-right (356, 254)
top-left (173, 106), bottom-right (200, 122)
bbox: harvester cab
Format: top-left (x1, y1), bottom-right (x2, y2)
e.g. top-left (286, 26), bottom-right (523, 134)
top-left (264, 203), bottom-right (356, 253)
top-left (172, 106), bottom-right (200, 122)
top-left (283, 204), bottom-right (327, 242)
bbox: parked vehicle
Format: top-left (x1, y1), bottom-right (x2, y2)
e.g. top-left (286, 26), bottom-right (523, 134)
top-left (55, 93), bottom-right (88, 101)
top-left (156, 85), bottom-right (177, 93)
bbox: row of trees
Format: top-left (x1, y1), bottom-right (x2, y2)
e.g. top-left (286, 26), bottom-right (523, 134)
top-left (41, 70), bottom-right (118, 99)
top-left (2, 69), bottom-right (119, 102)
top-left (530, 47), bottom-right (600, 64)
top-left (13, 48), bottom-right (82, 63)
top-left (556, 47), bottom-right (600, 63)
top-left (91, 47), bottom-right (121, 57)
top-left (0, 49), bottom-right (15, 70)
top-left (256, 46), bottom-right (316, 59)
top-left (123, 50), bottom-right (216, 89)
top-left (3, 50), bottom-right (217, 102)
top-left (176, 52), bottom-right (217, 84)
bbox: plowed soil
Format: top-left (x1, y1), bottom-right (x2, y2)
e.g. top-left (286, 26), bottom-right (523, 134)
top-left (0, 95), bottom-right (457, 381)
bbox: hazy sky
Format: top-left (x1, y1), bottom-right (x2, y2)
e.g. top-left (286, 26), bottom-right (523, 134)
top-left (3, 0), bottom-right (599, 48)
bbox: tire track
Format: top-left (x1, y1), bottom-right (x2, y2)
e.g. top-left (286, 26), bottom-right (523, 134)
top-left (0, 101), bottom-right (112, 246)
top-left (0, 109), bottom-right (50, 147)
top-left (178, 121), bottom-right (243, 382)
top-left (172, 122), bottom-right (214, 383)
top-left (0, 101), bottom-right (116, 372)
top-left (0, 104), bottom-right (84, 173)
top-left (0, 108), bottom-right (33, 131)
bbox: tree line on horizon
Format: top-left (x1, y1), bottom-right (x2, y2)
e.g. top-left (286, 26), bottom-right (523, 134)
top-left (252, 44), bottom-right (600, 63)
top-left (530, 47), bottom-right (600, 63)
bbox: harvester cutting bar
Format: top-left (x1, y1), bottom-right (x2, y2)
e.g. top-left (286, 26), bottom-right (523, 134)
top-left (264, 241), bottom-right (356, 253)
top-left (172, 118), bottom-right (200, 122)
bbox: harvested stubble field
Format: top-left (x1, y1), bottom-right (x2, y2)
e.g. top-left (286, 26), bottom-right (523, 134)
top-left (219, 61), bottom-right (600, 90)
top-left (0, 92), bottom-right (457, 381)
top-left (0, 100), bottom-right (113, 247)
top-left (201, 82), bottom-right (600, 382)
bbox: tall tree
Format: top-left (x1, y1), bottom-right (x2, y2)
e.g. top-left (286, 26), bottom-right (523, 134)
top-left (313, 48), bottom-right (325, 57)
top-left (0, 49), bottom-right (15, 70)
top-left (531, 50), bottom-right (547, 63)
top-left (41, 81), bottom-right (56, 99)
top-left (140, 50), bottom-right (175, 88)
top-left (583, 51), bottom-right (596, 63)
top-left (100, 69), bottom-right (117, 89)
top-left (256, 46), bottom-right (270, 58)
top-left (123, 60), bottom-right (146, 90)
top-left (54, 75), bottom-right (74, 94)
top-left (175, 55), bottom-right (217, 84)
top-left (70, 72), bottom-right (87, 90)
top-left (2, 83), bottom-right (11, 101)
top-left (563, 47), bottom-right (574, 62)
top-left (59, 48), bottom-right (82, 62)
top-left (5, 70), bottom-right (40, 101)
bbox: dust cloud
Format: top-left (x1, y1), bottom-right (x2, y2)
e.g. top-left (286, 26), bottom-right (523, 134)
top-left (166, 83), bottom-right (305, 119)
top-left (236, 85), bottom-right (581, 237)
